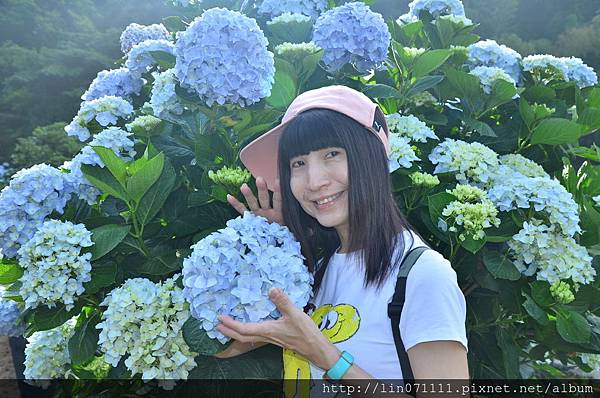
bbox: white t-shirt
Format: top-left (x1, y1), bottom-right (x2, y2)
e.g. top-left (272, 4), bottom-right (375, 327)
top-left (304, 229), bottom-right (468, 380)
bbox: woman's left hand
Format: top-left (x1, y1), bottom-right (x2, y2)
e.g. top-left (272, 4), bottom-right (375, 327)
top-left (216, 288), bottom-right (340, 370)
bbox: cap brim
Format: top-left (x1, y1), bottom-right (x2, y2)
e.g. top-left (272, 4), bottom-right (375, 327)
top-left (239, 119), bottom-right (292, 192)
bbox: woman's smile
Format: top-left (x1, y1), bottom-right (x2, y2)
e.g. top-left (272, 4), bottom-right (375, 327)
top-left (313, 191), bottom-right (345, 210)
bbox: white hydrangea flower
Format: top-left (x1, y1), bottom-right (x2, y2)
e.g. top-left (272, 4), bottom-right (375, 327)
top-left (508, 219), bottom-right (595, 287)
top-left (24, 320), bottom-right (75, 388)
top-left (17, 220), bottom-right (93, 310)
top-left (441, 185), bottom-right (500, 241)
top-left (486, 173), bottom-right (581, 237)
top-left (96, 275), bottom-right (197, 388)
top-left (469, 66), bottom-right (517, 95)
top-left (267, 12), bottom-right (312, 25)
top-left (439, 14), bottom-right (472, 25)
top-left (593, 195), bottom-right (600, 207)
top-left (64, 96), bottom-right (133, 142)
top-left (385, 114), bottom-right (438, 143)
top-left (580, 353), bottom-right (600, 373)
top-left (388, 136), bottom-right (420, 172)
top-left (274, 42), bottom-right (321, 58)
top-left (428, 138), bottom-right (499, 186)
top-left (498, 154), bottom-right (548, 178)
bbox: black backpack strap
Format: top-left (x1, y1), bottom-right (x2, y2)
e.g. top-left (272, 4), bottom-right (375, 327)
top-left (388, 246), bottom-right (429, 395)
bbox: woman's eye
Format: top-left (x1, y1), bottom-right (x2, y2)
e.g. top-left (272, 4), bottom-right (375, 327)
top-left (291, 160), bottom-right (304, 168)
top-left (326, 150), bottom-right (339, 158)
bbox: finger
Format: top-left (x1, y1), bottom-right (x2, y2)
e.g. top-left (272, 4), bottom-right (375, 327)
top-left (240, 183), bottom-right (260, 211)
top-left (272, 179), bottom-right (282, 211)
top-left (269, 288), bottom-right (296, 315)
top-left (227, 194), bottom-right (248, 215)
top-left (218, 315), bottom-right (271, 338)
top-left (216, 323), bottom-right (266, 344)
top-left (256, 177), bottom-right (271, 210)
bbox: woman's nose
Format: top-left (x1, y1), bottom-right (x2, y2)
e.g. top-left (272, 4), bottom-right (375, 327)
top-left (306, 163), bottom-right (330, 191)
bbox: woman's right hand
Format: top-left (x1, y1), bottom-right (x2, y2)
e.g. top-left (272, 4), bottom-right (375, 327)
top-left (226, 176), bottom-right (285, 226)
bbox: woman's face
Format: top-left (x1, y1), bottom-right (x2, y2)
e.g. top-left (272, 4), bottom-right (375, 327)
top-left (289, 146), bottom-right (350, 234)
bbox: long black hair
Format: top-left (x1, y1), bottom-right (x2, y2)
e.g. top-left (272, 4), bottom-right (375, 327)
top-left (277, 107), bottom-right (416, 294)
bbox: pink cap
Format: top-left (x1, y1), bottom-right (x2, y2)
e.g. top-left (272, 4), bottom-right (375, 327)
top-left (240, 85), bottom-right (390, 191)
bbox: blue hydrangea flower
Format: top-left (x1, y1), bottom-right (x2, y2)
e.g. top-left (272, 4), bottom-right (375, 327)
top-left (258, 0), bottom-right (327, 19)
top-left (467, 40), bottom-right (522, 83)
top-left (125, 39), bottom-right (175, 75)
top-left (486, 173), bottom-right (581, 237)
top-left (82, 68), bottom-right (144, 102)
top-left (522, 54), bottom-right (598, 88)
top-left (399, 0), bottom-right (466, 23)
top-left (174, 8), bottom-right (275, 107)
top-left (17, 220), bottom-right (93, 310)
top-left (65, 96), bottom-right (133, 142)
top-left (560, 57), bottom-right (598, 88)
top-left (313, 2), bottom-right (391, 73)
top-left (65, 127), bottom-right (136, 205)
top-left (182, 212), bottom-right (312, 343)
top-left (150, 69), bottom-right (184, 122)
top-left (0, 164), bottom-right (71, 258)
top-left (0, 285), bottom-right (25, 337)
top-left (120, 23), bottom-right (170, 54)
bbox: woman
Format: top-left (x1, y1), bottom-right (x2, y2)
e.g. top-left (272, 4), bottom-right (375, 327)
top-left (215, 86), bottom-right (469, 393)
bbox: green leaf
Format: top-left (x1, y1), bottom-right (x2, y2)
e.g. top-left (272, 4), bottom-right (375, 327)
top-left (136, 160), bottom-right (177, 226)
top-left (445, 68), bottom-right (482, 101)
top-left (190, 344), bottom-right (282, 380)
top-left (81, 164), bottom-right (128, 201)
top-left (150, 50), bottom-right (176, 69)
top-left (182, 317), bottom-right (226, 355)
top-left (519, 98), bottom-right (535, 129)
top-left (530, 118), bottom-right (581, 146)
top-left (162, 16), bottom-right (186, 32)
top-left (412, 49), bottom-right (452, 78)
top-left (399, 20), bottom-right (423, 42)
top-left (464, 117), bottom-right (496, 137)
top-left (84, 262), bottom-right (117, 294)
top-left (363, 84), bottom-right (401, 99)
top-left (126, 152), bottom-right (165, 203)
top-left (523, 85), bottom-right (556, 103)
top-left (427, 192), bottom-right (455, 225)
top-left (130, 253), bottom-right (182, 275)
top-left (90, 224), bottom-right (131, 261)
top-left (405, 75), bottom-right (444, 97)
top-left (68, 311), bottom-right (100, 365)
top-left (531, 281), bottom-right (554, 307)
top-left (92, 147), bottom-right (127, 185)
top-left (266, 60), bottom-right (297, 110)
top-left (459, 235), bottom-right (486, 254)
top-left (482, 249), bottom-right (521, 280)
top-left (556, 309), bottom-right (592, 344)
top-left (496, 329), bottom-right (520, 378)
top-left (32, 304), bottom-right (79, 332)
top-left (0, 262), bottom-right (23, 284)
top-left (522, 292), bottom-right (549, 325)
top-left (578, 107), bottom-right (600, 134)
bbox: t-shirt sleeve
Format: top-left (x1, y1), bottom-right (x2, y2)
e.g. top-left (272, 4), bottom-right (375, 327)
top-left (399, 249), bottom-right (468, 353)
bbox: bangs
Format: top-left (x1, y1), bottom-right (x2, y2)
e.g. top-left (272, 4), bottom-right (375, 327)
top-left (278, 109), bottom-right (346, 164)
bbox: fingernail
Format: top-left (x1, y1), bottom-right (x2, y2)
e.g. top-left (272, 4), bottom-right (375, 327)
top-left (217, 315), bottom-right (223, 321)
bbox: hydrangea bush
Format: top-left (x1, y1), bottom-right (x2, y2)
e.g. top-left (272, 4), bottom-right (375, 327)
top-left (1, 0), bottom-right (599, 394)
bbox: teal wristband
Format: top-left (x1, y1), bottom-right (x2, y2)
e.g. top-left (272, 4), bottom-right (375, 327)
top-left (325, 351), bottom-right (354, 380)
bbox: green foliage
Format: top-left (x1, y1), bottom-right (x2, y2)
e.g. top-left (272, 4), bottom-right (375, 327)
top-left (10, 122), bottom-right (82, 169)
